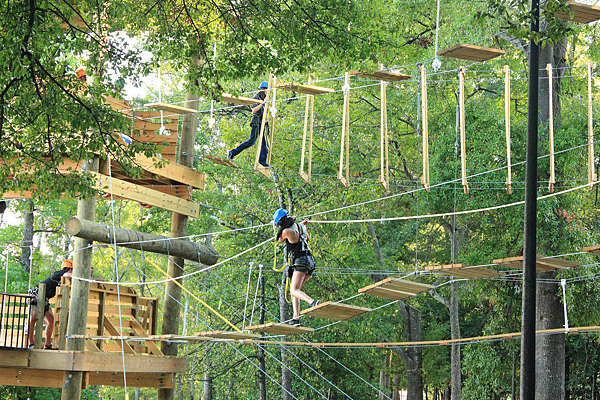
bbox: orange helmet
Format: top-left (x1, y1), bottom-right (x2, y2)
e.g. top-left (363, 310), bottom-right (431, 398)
top-left (76, 68), bottom-right (86, 79)
top-left (62, 260), bottom-right (74, 269)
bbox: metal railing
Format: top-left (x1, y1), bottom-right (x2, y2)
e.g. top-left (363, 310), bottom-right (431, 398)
top-left (0, 293), bottom-right (32, 349)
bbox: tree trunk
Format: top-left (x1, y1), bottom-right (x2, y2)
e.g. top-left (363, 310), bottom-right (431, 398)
top-left (393, 374), bottom-right (400, 400)
top-left (535, 270), bottom-right (565, 399)
top-left (20, 200), bottom-right (34, 273)
top-left (379, 353), bottom-right (391, 399)
top-left (279, 280), bottom-right (292, 400)
top-left (203, 369), bottom-right (212, 400)
top-left (159, 91), bottom-right (198, 400)
top-left (449, 281), bottom-right (461, 400)
top-left (396, 303), bottom-right (424, 400)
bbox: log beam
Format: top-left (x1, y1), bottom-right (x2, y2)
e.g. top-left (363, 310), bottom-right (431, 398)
top-left (65, 217), bottom-right (219, 265)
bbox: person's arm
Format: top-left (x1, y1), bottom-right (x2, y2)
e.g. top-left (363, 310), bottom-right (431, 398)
top-left (252, 102), bottom-right (263, 114)
top-left (299, 219), bottom-right (310, 240)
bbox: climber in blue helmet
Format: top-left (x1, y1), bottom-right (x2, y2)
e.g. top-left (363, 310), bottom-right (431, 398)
top-left (273, 208), bottom-right (320, 326)
top-left (227, 81), bottom-right (271, 167)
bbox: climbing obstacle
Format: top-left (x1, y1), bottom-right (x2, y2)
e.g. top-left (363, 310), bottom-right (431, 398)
top-left (145, 102), bottom-right (197, 115)
top-left (437, 43), bottom-right (505, 62)
top-left (206, 155), bottom-right (239, 168)
top-left (247, 322), bottom-right (315, 335)
top-left (554, 1), bottom-right (600, 23)
top-left (300, 301), bottom-right (371, 321)
top-left (425, 264), bottom-right (503, 279)
top-left (358, 278), bottom-right (434, 301)
top-left (493, 255), bottom-right (581, 271)
top-left (194, 330), bottom-right (261, 340)
top-left (221, 93), bottom-right (261, 106)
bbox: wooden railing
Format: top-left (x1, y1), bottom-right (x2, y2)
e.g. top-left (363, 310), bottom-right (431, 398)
top-left (53, 277), bottom-right (161, 355)
top-left (0, 293), bottom-right (32, 348)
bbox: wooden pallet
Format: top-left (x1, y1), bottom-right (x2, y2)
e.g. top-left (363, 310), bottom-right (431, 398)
top-left (300, 301), bottom-right (371, 321)
top-left (206, 155), bottom-right (239, 168)
top-left (555, 1), bottom-right (600, 24)
top-left (424, 264), bottom-right (503, 279)
top-left (437, 44), bottom-right (505, 62)
top-left (274, 82), bottom-right (334, 95)
top-left (145, 102), bottom-right (197, 115)
top-left (195, 331), bottom-right (261, 340)
top-left (493, 255), bottom-right (581, 271)
top-left (246, 322), bottom-right (314, 335)
top-left (221, 93), bottom-right (260, 106)
top-left (350, 70), bottom-right (411, 82)
top-left (358, 278), bottom-right (434, 301)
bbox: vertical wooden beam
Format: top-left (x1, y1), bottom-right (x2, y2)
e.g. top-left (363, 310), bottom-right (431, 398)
top-left (420, 65), bottom-right (430, 192)
top-left (158, 91), bottom-right (198, 400)
top-left (547, 64), bottom-right (555, 193)
top-left (504, 65), bottom-right (512, 194)
top-left (379, 64), bottom-right (390, 191)
top-left (58, 285), bottom-right (70, 350)
top-left (267, 75), bottom-right (277, 166)
top-left (34, 283), bottom-right (46, 349)
top-left (97, 290), bottom-right (105, 351)
top-left (459, 67), bottom-right (469, 194)
top-left (588, 61), bottom-right (597, 188)
top-left (338, 72), bottom-right (350, 187)
top-left (61, 157), bottom-right (99, 400)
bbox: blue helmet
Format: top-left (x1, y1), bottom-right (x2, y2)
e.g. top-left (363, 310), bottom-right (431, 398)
top-left (259, 81), bottom-right (269, 89)
top-left (273, 208), bottom-right (288, 225)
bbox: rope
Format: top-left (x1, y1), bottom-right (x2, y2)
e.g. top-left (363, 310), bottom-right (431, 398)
top-left (561, 278), bottom-right (570, 333)
top-left (432, 0), bottom-right (442, 71)
top-left (242, 262), bottom-right (253, 330)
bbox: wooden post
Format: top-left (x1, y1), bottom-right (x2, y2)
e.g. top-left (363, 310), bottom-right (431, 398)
top-left (588, 61), bottom-right (597, 188)
top-left (504, 65), bottom-right (512, 194)
top-left (267, 75), bottom-right (277, 166)
top-left (58, 285), bottom-right (69, 350)
top-left (420, 65), bottom-right (430, 192)
top-left (379, 64), bottom-right (390, 191)
top-left (158, 92), bottom-right (198, 400)
top-left (338, 72), bottom-right (350, 187)
top-left (547, 64), bottom-right (555, 193)
top-left (459, 67), bottom-right (469, 194)
top-left (61, 157), bottom-right (99, 400)
top-left (33, 283), bottom-right (46, 349)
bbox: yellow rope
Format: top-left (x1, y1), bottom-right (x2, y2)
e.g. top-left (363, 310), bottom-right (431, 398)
top-left (144, 258), bottom-right (241, 332)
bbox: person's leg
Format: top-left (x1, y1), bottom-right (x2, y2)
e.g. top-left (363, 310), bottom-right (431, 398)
top-left (27, 309), bottom-right (38, 347)
top-left (290, 270), bottom-right (314, 308)
top-left (230, 124), bottom-right (259, 158)
top-left (258, 125), bottom-right (269, 166)
top-left (44, 310), bottom-right (54, 348)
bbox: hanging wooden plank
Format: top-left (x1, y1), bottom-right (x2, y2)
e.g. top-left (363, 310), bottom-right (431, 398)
top-left (246, 322), bottom-right (314, 335)
top-left (274, 82), bottom-right (334, 95)
top-left (493, 255), bottom-right (581, 271)
top-left (555, 1), bottom-right (600, 24)
top-left (195, 331), bottom-right (261, 340)
top-left (420, 65), bottom-right (430, 192)
top-left (266, 76), bottom-right (277, 166)
top-left (206, 155), bottom-right (239, 168)
top-left (583, 244), bottom-right (600, 254)
top-left (548, 64), bottom-right (556, 193)
top-left (350, 69), bottom-right (411, 82)
top-left (437, 44), bottom-right (505, 62)
top-left (358, 278), bottom-right (434, 300)
top-left (337, 72), bottom-right (351, 187)
top-left (424, 263), bottom-right (503, 279)
top-left (221, 93), bottom-right (260, 106)
top-left (90, 171), bottom-right (200, 218)
top-left (132, 154), bottom-right (205, 190)
top-left (300, 301), bottom-right (371, 321)
top-left (144, 102), bottom-right (197, 115)
top-left (299, 76), bottom-right (315, 183)
top-left (379, 64), bottom-right (390, 191)
top-left (504, 65), bottom-right (512, 194)
top-left (588, 61), bottom-right (597, 188)
top-left (459, 68), bottom-right (469, 194)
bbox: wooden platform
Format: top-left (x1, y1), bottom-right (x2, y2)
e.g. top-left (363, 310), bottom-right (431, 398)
top-left (424, 264), bottom-right (503, 279)
top-left (555, 1), bottom-right (600, 23)
top-left (195, 330), bottom-right (261, 340)
top-left (274, 82), bottom-right (335, 95)
top-left (206, 155), bottom-right (239, 168)
top-left (0, 348), bottom-right (185, 389)
top-left (145, 102), bottom-right (197, 115)
top-left (493, 255), bottom-right (581, 271)
top-left (221, 93), bottom-right (260, 106)
top-left (350, 70), bottom-right (412, 82)
top-left (358, 278), bottom-right (434, 301)
top-left (583, 244), bottom-right (600, 254)
top-left (246, 322), bottom-right (315, 335)
top-left (437, 44), bottom-right (505, 62)
top-left (300, 301), bottom-right (371, 321)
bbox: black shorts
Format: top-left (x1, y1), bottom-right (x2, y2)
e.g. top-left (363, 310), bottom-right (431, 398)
top-left (292, 255), bottom-right (316, 276)
top-left (30, 298), bottom-right (50, 314)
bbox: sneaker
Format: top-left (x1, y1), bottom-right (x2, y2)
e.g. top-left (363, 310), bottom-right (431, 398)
top-left (309, 300), bottom-right (320, 308)
top-left (259, 163), bottom-right (272, 168)
top-left (227, 150), bottom-right (233, 161)
top-left (286, 318), bottom-right (301, 326)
